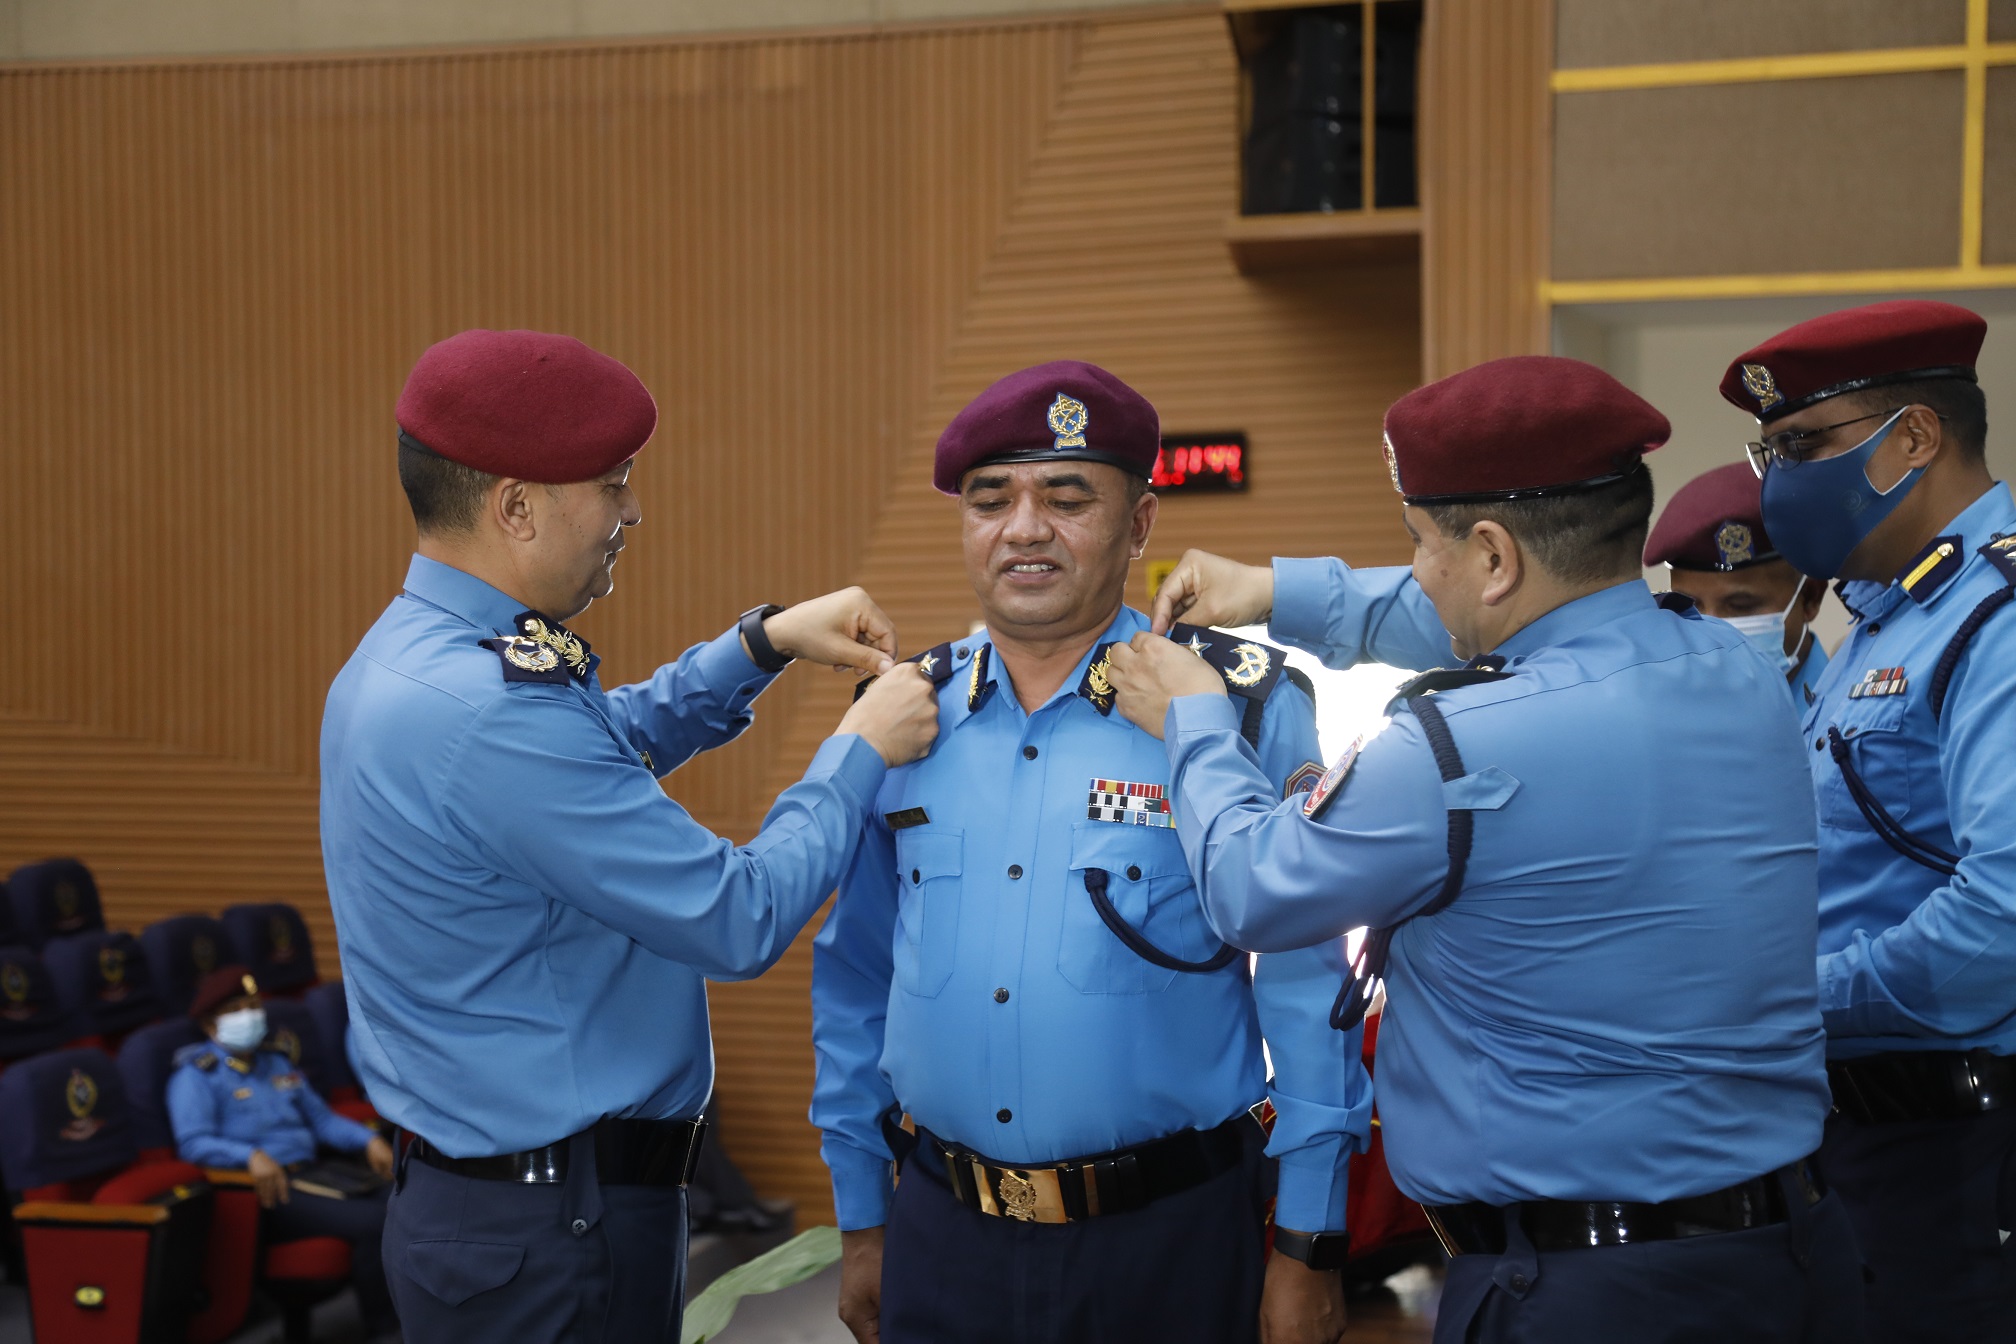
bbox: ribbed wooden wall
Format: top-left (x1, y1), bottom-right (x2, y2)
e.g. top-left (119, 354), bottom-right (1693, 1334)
top-left (0, 8), bottom-right (1422, 1222)
top-left (1418, 0), bottom-right (1553, 379)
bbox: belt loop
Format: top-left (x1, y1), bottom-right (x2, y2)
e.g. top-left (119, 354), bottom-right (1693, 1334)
top-left (393, 1129), bottom-right (413, 1194)
top-left (1492, 1205), bottom-right (1539, 1300)
top-left (561, 1128), bottom-right (604, 1236)
top-left (1775, 1165), bottom-right (1814, 1268)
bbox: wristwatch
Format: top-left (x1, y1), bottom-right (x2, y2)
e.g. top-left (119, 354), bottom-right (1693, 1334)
top-left (1272, 1227), bottom-right (1351, 1271)
top-left (738, 604), bottom-right (791, 673)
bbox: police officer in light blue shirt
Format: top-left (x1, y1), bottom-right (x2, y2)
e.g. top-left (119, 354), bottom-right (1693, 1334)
top-left (1720, 301), bottom-right (2016, 1343)
top-left (1644, 460), bottom-right (1830, 707)
top-left (320, 329), bottom-right (939, 1344)
top-left (1113, 356), bottom-right (1864, 1344)
top-left (167, 966), bottom-right (399, 1340)
top-left (812, 362), bottom-right (1369, 1344)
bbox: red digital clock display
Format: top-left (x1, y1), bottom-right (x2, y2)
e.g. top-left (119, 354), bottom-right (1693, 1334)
top-left (1153, 433), bottom-right (1248, 493)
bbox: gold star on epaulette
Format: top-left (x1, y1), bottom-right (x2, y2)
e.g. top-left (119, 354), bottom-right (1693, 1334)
top-left (1185, 633), bottom-right (1211, 657)
top-left (918, 652), bottom-right (939, 677)
top-left (193, 1052), bottom-right (218, 1071)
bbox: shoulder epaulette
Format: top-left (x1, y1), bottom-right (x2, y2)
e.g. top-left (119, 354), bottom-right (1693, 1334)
top-left (1389, 664), bottom-right (1513, 710)
top-left (1983, 533), bottom-right (2016, 587)
top-left (1167, 624), bottom-right (1287, 703)
top-left (1283, 666), bottom-right (1316, 702)
top-left (479, 636), bottom-right (572, 685)
top-left (173, 1043), bottom-right (219, 1071)
top-left (853, 641), bottom-right (957, 704)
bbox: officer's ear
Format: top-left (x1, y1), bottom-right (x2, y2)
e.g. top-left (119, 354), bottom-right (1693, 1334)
top-left (490, 478), bottom-right (538, 542)
top-left (1468, 518), bottom-right (1523, 608)
top-left (1127, 483), bottom-right (1158, 559)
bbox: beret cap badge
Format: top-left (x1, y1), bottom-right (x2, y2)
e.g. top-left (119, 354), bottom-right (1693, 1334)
top-left (1047, 393), bottom-right (1089, 451)
top-left (1715, 520), bottom-right (1756, 567)
top-left (1740, 363), bottom-right (1783, 411)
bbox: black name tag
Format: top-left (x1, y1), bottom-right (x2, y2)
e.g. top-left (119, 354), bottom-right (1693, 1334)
top-left (884, 807), bottom-right (930, 830)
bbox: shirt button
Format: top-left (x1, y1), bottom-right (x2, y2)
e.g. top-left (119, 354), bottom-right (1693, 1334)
top-left (1508, 1272), bottom-right (1529, 1293)
top-left (1815, 739), bottom-right (1824, 751)
top-left (1023, 745), bottom-right (1038, 760)
top-left (571, 1218), bottom-right (589, 1237)
top-left (994, 988), bottom-right (1010, 1003)
top-left (1126, 865), bottom-right (1142, 881)
top-left (911, 868), bottom-right (921, 884)
top-left (955, 646), bottom-right (969, 660)
top-left (1008, 865), bottom-right (1023, 879)
top-left (996, 1108), bottom-right (1013, 1123)
top-left (1868, 622), bottom-right (1882, 634)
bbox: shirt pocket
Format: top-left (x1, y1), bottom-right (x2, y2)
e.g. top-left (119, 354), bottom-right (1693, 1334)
top-left (1058, 822), bottom-right (1216, 996)
top-left (893, 828), bottom-right (963, 999)
top-left (1817, 693), bottom-right (1916, 831)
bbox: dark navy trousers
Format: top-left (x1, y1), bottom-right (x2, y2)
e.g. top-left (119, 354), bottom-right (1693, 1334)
top-left (1435, 1185), bottom-right (1869, 1344)
top-left (879, 1125), bottom-right (1270, 1344)
top-left (1821, 1106), bottom-right (2016, 1343)
top-left (265, 1185), bottom-right (397, 1334)
top-left (382, 1134), bottom-right (688, 1344)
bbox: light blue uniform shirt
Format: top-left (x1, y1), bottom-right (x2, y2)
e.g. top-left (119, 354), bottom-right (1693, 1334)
top-left (320, 555), bottom-right (886, 1157)
top-left (167, 1044), bottom-right (376, 1168)
top-left (811, 606), bottom-right (1371, 1233)
top-left (1806, 484), bottom-right (2016, 1056)
top-left (1790, 636), bottom-right (1831, 710)
top-left (1168, 570), bottom-right (1832, 1207)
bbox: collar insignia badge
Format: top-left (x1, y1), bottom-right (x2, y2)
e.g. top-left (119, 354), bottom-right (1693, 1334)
top-left (1080, 644), bottom-right (1118, 714)
top-left (1715, 520), bottom-right (1755, 567)
top-left (1741, 364), bottom-right (1782, 411)
top-left (1047, 393), bottom-right (1088, 451)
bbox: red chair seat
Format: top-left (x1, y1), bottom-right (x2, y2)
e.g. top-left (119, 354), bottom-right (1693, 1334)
top-left (263, 1236), bottom-right (350, 1281)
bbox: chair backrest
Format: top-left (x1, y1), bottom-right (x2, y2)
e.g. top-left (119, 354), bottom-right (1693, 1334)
top-left (44, 930), bottom-right (165, 1038)
top-left (302, 982), bottom-right (357, 1095)
top-left (0, 1047), bottom-right (136, 1191)
top-left (261, 1000), bottom-right (339, 1100)
top-left (6, 858), bottom-right (106, 950)
top-left (0, 944), bottom-right (88, 1061)
top-left (116, 1017), bottom-right (205, 1155)
top-left (138, 915), bottom-right (231, 1017)
top-left (0, 880), bottom-right (14, 946)
top-left (219, 903), bottom-right (317, 995)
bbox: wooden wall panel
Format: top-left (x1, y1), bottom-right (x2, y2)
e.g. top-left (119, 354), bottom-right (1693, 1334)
top-left (1418, 0), bottom-right (1552, 380)
top-left (1556, 0), bottom-right (1965, 69)
top-left (0, 7), bottom-right (1422, 1223)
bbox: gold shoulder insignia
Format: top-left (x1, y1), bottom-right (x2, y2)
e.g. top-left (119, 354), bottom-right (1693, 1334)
top-left (193, 1051), bottom-right (218, 1072)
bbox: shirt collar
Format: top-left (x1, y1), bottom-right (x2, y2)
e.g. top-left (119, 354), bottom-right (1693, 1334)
top-left (953, 606), bottom-right (1147, 727)
top-left (1490, 579), bottom-right (1655, 664)
top-left (401, 554), bottom-right (536, 636)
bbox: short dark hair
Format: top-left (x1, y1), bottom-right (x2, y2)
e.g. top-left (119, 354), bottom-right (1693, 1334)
top-left (1416, 466), bottom-right (1655, 586)
top-left (1850, 377), bottom-right (1988, 462)
top-left (397, 438), bottom-right (499, 534)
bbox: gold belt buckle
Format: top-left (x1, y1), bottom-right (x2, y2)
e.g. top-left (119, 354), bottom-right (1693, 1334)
top-left (969, 1159), bottom-right (1078, 1224)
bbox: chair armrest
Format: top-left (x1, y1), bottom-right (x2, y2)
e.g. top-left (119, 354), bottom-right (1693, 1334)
top-left (201, 1168), bottom-right (258, 1188)
top-left (12, 1201), bottom-right (170, 1226)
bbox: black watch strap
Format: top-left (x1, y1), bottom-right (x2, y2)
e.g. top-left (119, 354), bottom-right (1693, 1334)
top-left (738, 604), bottom-right (790, 673)
top-left (1272, 1226), bottom-right (1351, 1270)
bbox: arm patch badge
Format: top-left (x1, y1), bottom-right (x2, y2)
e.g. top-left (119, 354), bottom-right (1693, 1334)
top-left (1302, 738), bottom-right (1364, 821)
top-left (1283, 761), bottom-right (1325, 800)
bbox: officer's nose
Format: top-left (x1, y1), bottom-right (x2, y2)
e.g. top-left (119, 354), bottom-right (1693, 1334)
top-left (1001, 495), bottom-right (1051, 546)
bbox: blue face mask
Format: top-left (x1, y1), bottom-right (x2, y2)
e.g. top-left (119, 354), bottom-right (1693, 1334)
top-left (214, 1007), bottom-right (267, 1053)
top-left (1758, 407), bottom-right (1921, 579)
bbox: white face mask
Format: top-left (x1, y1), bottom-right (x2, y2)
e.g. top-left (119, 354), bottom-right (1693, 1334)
top-left (1720, 582), bottom-right (1809, 677)
top-left (214, 1007), bottom-right (267, 1053)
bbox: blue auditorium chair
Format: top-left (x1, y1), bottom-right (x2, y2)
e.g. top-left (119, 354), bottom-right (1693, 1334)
top-left (117, 1017), bottom-right (204, 1160)
top-left (219, 902), bottom-right (319, 997)
top-left (0, 944), bottom-right (95, 1065)
top-left (0, 1048), bottom-right (213, 1343)
top-left (137, 915), bottom-right (231, 1018)
top-left (45, 930), bottom-right (165, 1048)
top-left (7, 857), bottom-right (106, 950)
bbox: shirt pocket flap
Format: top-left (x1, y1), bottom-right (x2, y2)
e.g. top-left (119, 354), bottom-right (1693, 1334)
top-left (1067, 821), bottom-right (1187, 879)
top-left (894, 830), bottom-right (963, 885)
top-left (401, 1238), bottom-right (525, 1306)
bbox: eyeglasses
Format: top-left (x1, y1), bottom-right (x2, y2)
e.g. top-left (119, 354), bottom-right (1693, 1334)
top-left (1744, 409), bottom-right (1897, 477)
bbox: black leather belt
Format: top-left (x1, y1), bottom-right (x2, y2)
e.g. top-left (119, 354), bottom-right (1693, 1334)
top-left (1828, 1049), bottom-right (2015, 1124)
top-left (918, 1109), bottom-right (1257, 1225)
top-left (1424, 1159), bottom-right (1824, 1257)
top-left (407, 1116), bottom-right (707, 1188)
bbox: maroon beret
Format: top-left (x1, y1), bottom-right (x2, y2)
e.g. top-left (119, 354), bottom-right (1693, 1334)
top-left (1644, 461), bottom-right (1781, 571)
top-left (396, 330), bottom-right (658, 484)
top-left (188, 964), bottom-right (259, 1020)
top-left (1382, 356), bottom-right (1669, 504)
top-left (934, 361), bottom-right (1159, 495)
top-left (1719, 300), bottom-right (1986, 424)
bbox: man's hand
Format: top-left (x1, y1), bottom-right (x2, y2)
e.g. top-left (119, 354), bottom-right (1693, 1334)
top-left (836, 1225), bottom-right (885, 1344)
top-left (1106, 631), bottom-right (1227, 740)
top-left (247, 1149), bottom-right (290, 1210)
top-left (1259, 1249), bottom-right (1348, 1344)
top-left (364, 1135), bottom-right (395, 1180)
top-left (1150, 549), bottom-right (1275, 636)
top-left (838, 665), bottom-right (940, 766)
top-left (759, 588), bottom-right (901, 676)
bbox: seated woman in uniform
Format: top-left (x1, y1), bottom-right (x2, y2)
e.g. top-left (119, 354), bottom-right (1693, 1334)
top-left (166, 965), bottom-right (401, 1343)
